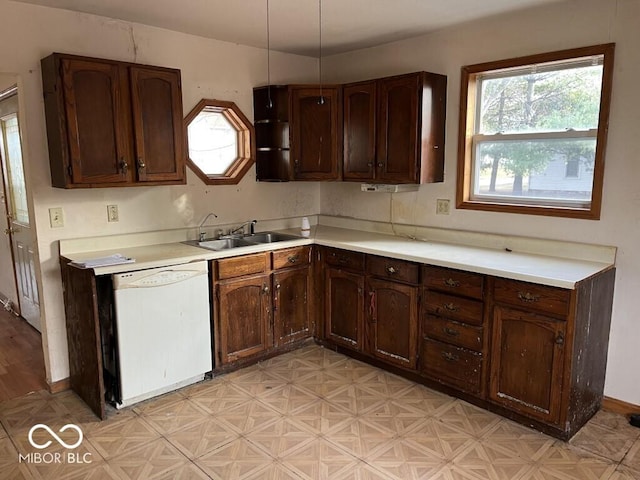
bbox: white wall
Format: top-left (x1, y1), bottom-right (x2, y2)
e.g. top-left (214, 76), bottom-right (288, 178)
top-left (322, 0), bottom-right (640, 404)
top-left (0, 0), bottom-right (319, 383)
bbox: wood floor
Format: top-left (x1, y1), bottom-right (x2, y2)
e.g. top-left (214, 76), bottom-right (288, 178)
top-left (0, 308), bottom-right (47, 402)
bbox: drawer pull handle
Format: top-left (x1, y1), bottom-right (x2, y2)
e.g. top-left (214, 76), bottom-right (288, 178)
top-left (444, 278), bottom-right (460, 288)
top-left (517, 291), bottom-right (541, 303)
top-left (443, 303), bottom-right (459, 312)
top-left (386, 266), bottom-right (397, 275)
top-left (287, 255), bottom-right (299, 264)
top-left (442, 352), bottom-right (459, 362)
top-left (444, 327), bottom-right (459, 337)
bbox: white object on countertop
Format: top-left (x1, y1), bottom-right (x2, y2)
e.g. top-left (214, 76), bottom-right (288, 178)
top-left (301, 217), bottom-right (311, 237)
top-left (112, 261), bottom-right (211, 408)
top-left (70, 253), bottom-right (134, 268)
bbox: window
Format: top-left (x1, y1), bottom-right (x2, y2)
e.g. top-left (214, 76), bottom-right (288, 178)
top-left (185, 99), bottom-right (255, 185)
top-left (457, 44), bottom-right (615, 219)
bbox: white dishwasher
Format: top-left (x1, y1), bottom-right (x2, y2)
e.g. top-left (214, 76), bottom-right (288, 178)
top-left (112, 261), bottom-right (212, 408)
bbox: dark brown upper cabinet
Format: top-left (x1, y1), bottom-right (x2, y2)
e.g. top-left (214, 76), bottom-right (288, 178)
top-left (290, 85), bottom-right (342, 181)
top-left (41, 53), bottom-right (185, 188)
top-left (344, 72), bottom-right (447, 184)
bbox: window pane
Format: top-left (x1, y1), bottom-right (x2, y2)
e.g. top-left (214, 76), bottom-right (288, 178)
top-left (187, 110), bottom-right (237, 175)
top-left (478, 63), bottom-right (603, 134)
top-left (473, 138), bottom-right (596, 205)
top-left (1, 115), bottom-right (29, 225)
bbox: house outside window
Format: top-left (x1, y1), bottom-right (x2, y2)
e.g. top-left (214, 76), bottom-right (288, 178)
top-left (457, 44), bottom-right (615, 219)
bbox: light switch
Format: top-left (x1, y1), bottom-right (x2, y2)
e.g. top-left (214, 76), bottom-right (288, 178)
top-left (49, 207), bottom-right (64, 228)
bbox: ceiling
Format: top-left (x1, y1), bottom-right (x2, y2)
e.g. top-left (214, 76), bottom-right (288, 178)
top-left (13, 0), bottom-right (565, 57)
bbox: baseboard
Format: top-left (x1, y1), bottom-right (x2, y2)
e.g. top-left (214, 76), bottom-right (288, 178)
top-left (48, 377), bottom-right (70, 394)
top-left (602, 396), bottom-right (640, 416)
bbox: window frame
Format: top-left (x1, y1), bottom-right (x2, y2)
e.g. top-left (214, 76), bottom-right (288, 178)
top-left (456, 44), bottom-right (615, 220)
top-left (184, 99), bottom-right (255, 185)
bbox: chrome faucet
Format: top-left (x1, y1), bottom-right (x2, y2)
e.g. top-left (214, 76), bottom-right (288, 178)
top-left (229, 219), bottom-right (257, 236)
top-left (198, 213), bottom-right (218, 241)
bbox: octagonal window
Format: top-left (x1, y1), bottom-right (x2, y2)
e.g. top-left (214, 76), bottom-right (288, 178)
top-left (185, 99), bottom-right (255, 185)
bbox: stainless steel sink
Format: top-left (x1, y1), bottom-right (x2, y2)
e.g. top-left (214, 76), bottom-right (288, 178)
top-left (184, 231), bottom-right (301, 252)
top-left (242, 232), bottom-right (301, 244)
top-left (195, 238), bottom-right (253, 251)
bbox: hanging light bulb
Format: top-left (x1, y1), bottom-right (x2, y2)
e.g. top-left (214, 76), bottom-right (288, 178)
top-left (266, 0), bottom-right (273, 109)
top-left (318, 0), bottom-right (325, 105)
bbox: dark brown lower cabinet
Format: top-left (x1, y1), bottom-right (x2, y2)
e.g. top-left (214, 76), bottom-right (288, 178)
top-left (273, 266), bottom-right (311, 346)
top-left (366, 277), bottom-right (418, 369)
top-left (324, 267), bottom-right (364, 350)
top-left (217, 274), bottom-right (272, 364)
top-left (489, 305), bottom-right (566, 424)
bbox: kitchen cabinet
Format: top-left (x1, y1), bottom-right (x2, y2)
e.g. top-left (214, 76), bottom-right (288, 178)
top-left (490, 305), bottom-right (565, 423)
top-left (366, 255), bottom-right (419, 369)
top-left (253, 85), bottom-right (291, 181)
top-left (323, 248), bottom-right (366, 351)
top-left (213, 247), bottom-right (314, 366)
top-left (272, 246), bottom-right (312, 346)
top-left (343, 72), bottom-right (447, 184)
top-left (487, 273), bottom-right (615, 437)
top-left (322, 249), bottom-right (419, 371)
top-left (421, 266), bottom-right (486, 395)
top-left (289, 86), bottom-right (342, 180)
top-left (41, 52), bottom-right (185, 188)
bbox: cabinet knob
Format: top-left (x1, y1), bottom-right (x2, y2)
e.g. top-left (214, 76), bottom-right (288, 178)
top-left (517, 291), bottom-right (540, 303)
top-left (386, 266), bottom-right (397, 275)
top-left (555, 333), bottom-right (564, 345)
top-left (262, 284), bottom-right (270, 294)
top-left (367, 162), bottom-right (373, 168)
top-left (137, 157), bottom-right (146, 169)
top-left (287, 255), bottom-right (299, 264)
top-left (443, 303), bottom-right (459, 312)
top-left (377, 162), bottom-right (384, 168)
top-left (275, 283), bottom-right (281, 290)
top-left (119, 158), bottom-right (128, 174)
top-left (444, 278), bottom-right (460, 288)
top-left (444, 327), bottom-right (459, 337)
top-left (442, 351), bottom-right (459, 362)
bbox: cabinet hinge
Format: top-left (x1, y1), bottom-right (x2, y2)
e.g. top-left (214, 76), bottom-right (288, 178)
top-left (67, 164), bottom-right (73, 178)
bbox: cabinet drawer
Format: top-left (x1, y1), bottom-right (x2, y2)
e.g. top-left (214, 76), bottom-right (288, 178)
top-left (217, 253), bottom-right (270, 280)
top-left (423, 315), bottom-right (482, 352)
top-left (272, 246), bottom-right (311, 270)
top-left (424, 291), bottom-right (484, 326)
top-left (421, 338), bottom-right (482, 394)
top-left (423, 266), bottom-right (484, 299)
top-left (324, 248), bottom-right (365, 271)
top-left (494, 278), bottom-right (570, 318)
top-left (367, 255), bottom-right (419, 284)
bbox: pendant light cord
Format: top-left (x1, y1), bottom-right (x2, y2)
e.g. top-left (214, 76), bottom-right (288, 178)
top-left (318, 0), bottom-right (323, 104)
top-left (266, 0), bottom-right (272, 108)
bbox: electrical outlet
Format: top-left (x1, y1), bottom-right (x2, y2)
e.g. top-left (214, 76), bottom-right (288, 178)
top-left (49, 207), bottom-right (64, 228)
top-left (107, 205), bottom-right (119, 222)
top-left (436, 199), bottom-right (450, 215)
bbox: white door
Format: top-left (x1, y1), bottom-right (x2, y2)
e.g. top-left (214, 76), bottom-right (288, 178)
top-left (0, 95), bottom-right (40, 331)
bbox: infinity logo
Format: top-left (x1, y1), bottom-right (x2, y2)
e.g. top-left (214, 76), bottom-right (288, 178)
top-left (28, 424), bottom-right (83, 450)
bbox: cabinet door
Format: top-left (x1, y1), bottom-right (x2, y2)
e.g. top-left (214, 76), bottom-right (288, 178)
top-left (273, 267), bottom-right (311, 346)
top-left (343, 81), bottom-right (376, 181)
top-left (130, 67), bottom-right (185, 183)
top-left (61, 58), bottom-right (130, 185)
top-left (490, 305), bottom-right (566, 424)
top-left (367, 278), bottom-right (418, 369)
top-left (290, 86), bottom-right (341, 180)
top-left (325, 268), bottom-right (364, 350)
top-left (217, 275), bottom-right (271, 364)
top-left (376, 74), bottom-right (420, 183)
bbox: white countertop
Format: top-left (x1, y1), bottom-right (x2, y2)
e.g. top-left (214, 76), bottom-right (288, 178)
top-left (61, 225), bottom-right (614, 288)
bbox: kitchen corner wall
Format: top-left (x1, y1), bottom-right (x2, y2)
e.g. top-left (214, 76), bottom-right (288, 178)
top-left (0, 0), bottom-right (320, 384)
top-left (322, 0), bottom-right (640, 405)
